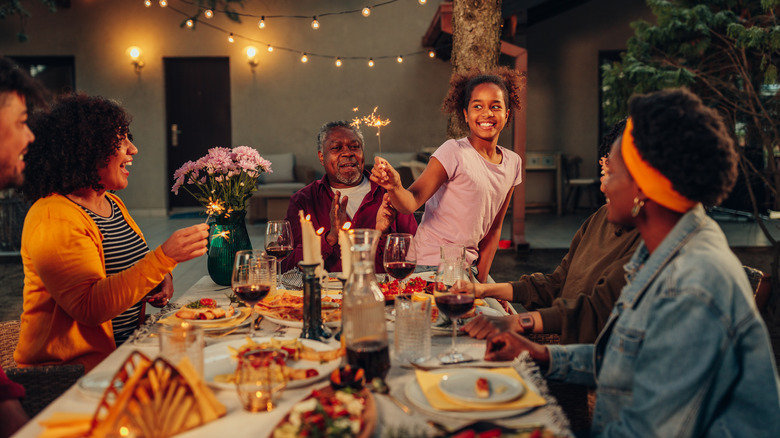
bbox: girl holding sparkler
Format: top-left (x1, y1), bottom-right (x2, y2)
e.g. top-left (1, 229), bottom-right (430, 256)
top-left (371, 68), bottom-right (523, 282)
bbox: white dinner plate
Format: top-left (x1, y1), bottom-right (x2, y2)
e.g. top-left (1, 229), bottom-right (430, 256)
top-left (404, 370), bottom-right (536, 420)
top-left (76, 370), bottom-right (124, 398)
top-left (439, 369), bottom-right (524, 404)
top-left (165, 307), bottom-right (241, 326)
top-left (260, 314), bottom-right (341, 329)
top-left (203, 337), bottom-right (341, 390)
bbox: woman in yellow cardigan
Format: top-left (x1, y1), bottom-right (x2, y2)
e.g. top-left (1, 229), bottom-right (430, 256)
top-left (14, 94), bottom-right (208, 372)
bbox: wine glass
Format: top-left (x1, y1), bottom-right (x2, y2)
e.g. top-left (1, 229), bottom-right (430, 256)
top-left (433, 258), bottom-right (476, 364)
top-left (265, 220), bottom-right (293, 290)
top-left (232, 250), bottom-right (276, 339)
top-left (383, 233), bottom-right (416, 291)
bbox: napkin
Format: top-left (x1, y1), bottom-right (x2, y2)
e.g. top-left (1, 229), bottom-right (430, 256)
top-left (158, 306), bottom-right (251, 329)
top-left (415, 368), bottom-right (546, 411)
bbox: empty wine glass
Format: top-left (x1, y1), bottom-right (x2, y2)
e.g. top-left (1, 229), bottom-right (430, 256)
top-left (265, 220), bottom-right (293, 290)
top-left (383, 233), bottom-right (416, 291)
top-left (232, 250), bottom-right (276, 339)
top-left (433, 258), bottom-right (475, 364)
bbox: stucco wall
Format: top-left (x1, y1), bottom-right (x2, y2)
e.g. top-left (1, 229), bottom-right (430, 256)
top-left (0, 0), bottom-right (452, 214)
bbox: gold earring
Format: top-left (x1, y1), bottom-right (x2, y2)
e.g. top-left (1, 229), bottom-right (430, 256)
top-left (631, 197), bottom-right (645, 217)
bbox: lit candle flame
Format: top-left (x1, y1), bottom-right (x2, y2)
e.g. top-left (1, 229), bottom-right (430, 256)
top-left (316, 227), bottom-right (325, 235)
top-left (342, 221), bottom-right (352, 231)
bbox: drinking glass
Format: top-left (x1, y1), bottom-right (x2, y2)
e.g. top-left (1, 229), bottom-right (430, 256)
top-left (232, 250), bottom-right (276, 339)
top-left (433, 258), bottom-right (476, 364)
top-left (235, 348), bottom-right (287, 412)
top-left (265, 220), bottom-right (293, 290)
top-left (440, 244), bottom-right (466, 266)
top-left (383, 233), bottom-right (416, 291)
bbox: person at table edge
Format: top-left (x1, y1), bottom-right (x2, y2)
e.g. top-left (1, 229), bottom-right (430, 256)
top-left (283, 121), bottom-right (418, 274)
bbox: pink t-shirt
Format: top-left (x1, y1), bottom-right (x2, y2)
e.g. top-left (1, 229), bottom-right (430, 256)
top-left (412, 138), bottom-right (523, 266)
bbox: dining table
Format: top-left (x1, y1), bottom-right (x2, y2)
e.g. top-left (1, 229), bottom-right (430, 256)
top-left (14, 275), bottom-right (573, 438)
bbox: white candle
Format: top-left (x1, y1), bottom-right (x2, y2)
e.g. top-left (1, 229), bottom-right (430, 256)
top-left (298, 210), bottom-right (316, 264)
top-left (339, 222), bottom-right (352, 279)
top-left (314, 227), bottom-right (324, 264)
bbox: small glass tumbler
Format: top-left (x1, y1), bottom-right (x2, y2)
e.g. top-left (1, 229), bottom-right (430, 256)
top-left (159, 322), bottom-right (205, 378)
top-left (235, 349), bottom-right (287, 412)
top-left (394, 294), bottom-right (432, 364)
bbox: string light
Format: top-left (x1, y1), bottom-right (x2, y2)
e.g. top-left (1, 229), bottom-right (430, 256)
top-left (227, 33), bottom-right (235, 43)
top-left (368, 58), bottom-right (374, 67)
top-left (267, 44), bottom-right (273, 52)
top-left (335, 57), bottom-right (342, 67)
top-left (428, 50), bottom-right (435, 58)
top-left (159, 0), bottom-right (167, 7)
top-left (397, 55), bottom-right (403, 63)
top-left (311, 16), bottom-right (320, 30)
top-left (258, 16), bottom-right (265, 28)
top-left (362, 7), bottom-right (371, 17)
top-left (185, 19), bottom-right (194, 27)
top-left (204, 9), bottom-right (213, 18)
top-left (419, 0), bottom-right (427, 4)
top-left (144, 0), bottom-right (151, 7)
top-left (301, 53), bottom-right (308, 63)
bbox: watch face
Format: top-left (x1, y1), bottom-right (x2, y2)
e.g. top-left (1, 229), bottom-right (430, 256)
top-left (520, 315), bottom-right (534, 330)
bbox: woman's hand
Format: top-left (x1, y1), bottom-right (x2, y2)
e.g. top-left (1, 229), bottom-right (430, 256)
top-left (161, 223), bottom-right (209, 262)
top-left (369, 157), bottom-right (402, 191)
top-left (463, 314), bottom-right (521, 340)
top-left (146, 274), bottom-right (173, 308)
top-left (484, 331), bottom-right (549, 365)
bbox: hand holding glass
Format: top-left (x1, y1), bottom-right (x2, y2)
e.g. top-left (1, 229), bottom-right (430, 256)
top-left (232, 250), bottom-right (276, 338)
top-left (433, 259), bottom-right (476, 364)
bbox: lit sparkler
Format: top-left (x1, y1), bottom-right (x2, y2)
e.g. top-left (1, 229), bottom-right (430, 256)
top-left (351, 106), bottom-right (391, 155)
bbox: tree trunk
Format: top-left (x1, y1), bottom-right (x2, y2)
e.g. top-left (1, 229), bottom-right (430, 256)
top-left (448, 0), bottom-right (503, 139)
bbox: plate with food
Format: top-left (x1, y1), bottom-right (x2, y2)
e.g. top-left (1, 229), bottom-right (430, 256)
top-left (378, 277), bottom-right (431, 302)
top-left (439, 369), bottom-right (524, 404)
top-left (164, 298), bottom-right (241, 326)
top-left (256, 291), bottom-right (342, 328)
top-left (203, 337), bottom-right (343, 390)
top-left (272, 385), bottom-right (376, 438)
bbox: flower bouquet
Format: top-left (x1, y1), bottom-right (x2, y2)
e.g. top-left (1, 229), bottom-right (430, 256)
top-left (171, 146), bottom-right (272, 286)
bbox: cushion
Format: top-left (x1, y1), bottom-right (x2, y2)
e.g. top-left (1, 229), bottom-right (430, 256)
top-left (259, 153), bottom-right (296, 184)
top-left (254, 182), bottom-right (306, 196)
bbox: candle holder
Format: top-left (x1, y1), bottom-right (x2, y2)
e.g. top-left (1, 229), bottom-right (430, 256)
top-left (299, 262), bottom-right (332, 341)
top-left (333, 277), bottom-right (348, 341)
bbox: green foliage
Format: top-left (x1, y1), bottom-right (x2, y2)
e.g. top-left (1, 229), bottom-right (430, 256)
top-left (187, 0), bottom-right (244, 25)
top-left (0, 0), bottom-right (57, 41)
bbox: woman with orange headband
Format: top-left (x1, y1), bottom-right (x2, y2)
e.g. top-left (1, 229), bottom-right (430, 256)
top-left (484, 88), bottom-right (780, 436)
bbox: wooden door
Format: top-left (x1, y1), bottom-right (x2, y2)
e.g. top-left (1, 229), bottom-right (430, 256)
top-left (165, 57), bottom-right (232, 209)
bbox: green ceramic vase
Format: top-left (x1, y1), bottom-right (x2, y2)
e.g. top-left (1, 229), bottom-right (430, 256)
top-left (207, 210), bottom-right (252, 286)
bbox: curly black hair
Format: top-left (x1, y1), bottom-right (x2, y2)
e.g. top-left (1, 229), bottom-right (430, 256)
top-left (441, 67), bottom-right (525, 133)
top-left (628, 88), bottom-right (737, 207)
top-left (22, 93), bottom-right (131, 201)
top-left (0, 56), bottom-right (48, 110)
top-left (599, 118), bottom-right (626, 159)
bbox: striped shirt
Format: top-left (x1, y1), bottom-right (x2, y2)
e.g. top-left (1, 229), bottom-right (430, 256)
top-left (79, 197), bottom-right (150, 345)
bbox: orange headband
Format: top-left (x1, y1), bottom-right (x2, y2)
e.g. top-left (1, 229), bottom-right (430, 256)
top-left (621, 118), bottom-right (696, 213)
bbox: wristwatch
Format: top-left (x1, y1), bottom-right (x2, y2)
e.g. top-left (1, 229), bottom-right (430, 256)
top-left (518, 313), bottom-right (535, 333)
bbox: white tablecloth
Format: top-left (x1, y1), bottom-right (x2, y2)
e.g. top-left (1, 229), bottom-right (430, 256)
top-left (14, 276), bottom-right (571, 437)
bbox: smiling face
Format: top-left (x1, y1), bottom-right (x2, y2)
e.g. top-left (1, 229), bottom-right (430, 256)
top-left (0, 92), bottom-right (34, 189)
top-left (318, 125), bottom-right (364, 189)
top-left (463, 82), bottom-right (509, 143)
top-left (603, 139), bottom-right (639, 226)
top-left (97, 134), bottom-right (137, 191)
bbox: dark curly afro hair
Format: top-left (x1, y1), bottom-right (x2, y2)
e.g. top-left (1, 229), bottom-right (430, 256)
top-left (628, 88), bottom-right (737, 207)
top-left (22, 93), bottom-right (131, 201)
top-left (599, 118), bottom-right (626, 159)
top-left (0, 56), bottom-right (48, 111)
top-left (441, 66), bottom-right (525, 133)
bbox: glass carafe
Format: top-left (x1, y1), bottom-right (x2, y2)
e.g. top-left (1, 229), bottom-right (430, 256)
top-left (342, 229), bottom-right (389, 382)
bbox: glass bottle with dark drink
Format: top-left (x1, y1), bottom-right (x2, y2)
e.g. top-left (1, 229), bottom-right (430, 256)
top-left (342, 229), bottom-right (390, 381)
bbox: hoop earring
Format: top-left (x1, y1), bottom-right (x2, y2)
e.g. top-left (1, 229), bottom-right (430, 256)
top-left (631, 197), bottom-right (645, 218)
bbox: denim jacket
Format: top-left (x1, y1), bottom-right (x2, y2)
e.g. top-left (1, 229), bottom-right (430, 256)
top-left (547, 205), bottom-right (780, 437)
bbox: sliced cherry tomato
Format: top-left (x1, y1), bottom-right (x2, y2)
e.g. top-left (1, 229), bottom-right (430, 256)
top-left (478, 428), bottom-right (503, 438)
top-left (199, 298), bottom-right (217, 308)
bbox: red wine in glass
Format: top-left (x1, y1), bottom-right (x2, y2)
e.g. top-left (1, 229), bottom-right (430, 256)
top-left (233, 284), bottom-right (271, 304)
top-left (384, 261), bottom-right (416, 280)
top-left (434, 294), bottom-right (475, 319)
top-left (346, 338), bottom-right (390, 382)
top-left (265, 245), bottom-right (293, 260)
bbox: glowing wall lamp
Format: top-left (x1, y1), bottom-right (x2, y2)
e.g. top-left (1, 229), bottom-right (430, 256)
top-left (127, 46), bottom-right (144, 74)
top-left (245, 46), bottom-right (259, 72)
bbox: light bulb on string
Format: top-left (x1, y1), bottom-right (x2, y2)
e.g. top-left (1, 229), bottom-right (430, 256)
top-left (301, 53), bottom-right (308, 63)
top-left (159, 0), bottom-right (167, 7)
top-left (397, 55), bottom-right (403, 63)
top-left (228, 33), bottom-right (235, 43)
top-left (144, 0), bottom-right (151, 7)
top-left (185, 19), bottom-right (194, 28)
top-left (419, 0), bottom-right (427, 4)
top-left (335, 57), bottom-right (342, 67)
top-left (362, 7), bottom-right (371, 17)
top-left (311, 16), bottom-right (320, 30)
top-left (258, 16), bottom-right (266, 28)
top-left (368, 58), bottom-right (374, 67)
top-left (204, 9), bottom-right (213, 19)
top-left (428, 50), bottom-right (436, 58)
top-left (267, 45), bottom-right (273, 52)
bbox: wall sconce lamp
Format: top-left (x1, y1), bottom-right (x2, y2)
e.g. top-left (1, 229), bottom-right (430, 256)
top-left (246, 46), bottom-right (259, 72)
top-left (127, 46), bottom-right (145, 74)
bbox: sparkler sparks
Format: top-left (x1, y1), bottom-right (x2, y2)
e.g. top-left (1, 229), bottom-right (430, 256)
top-left (351, 106), bottom-right (391, 155)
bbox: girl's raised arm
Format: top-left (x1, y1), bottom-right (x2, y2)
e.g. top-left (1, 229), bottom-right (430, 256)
top-left (370, 156), bottom-right (448, 215)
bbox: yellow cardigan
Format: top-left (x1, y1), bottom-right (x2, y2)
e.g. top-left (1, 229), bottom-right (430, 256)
top-left (14, 193), bottom-right (177, 371)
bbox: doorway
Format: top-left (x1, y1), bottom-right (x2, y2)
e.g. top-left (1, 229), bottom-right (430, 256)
top-left (164, 57), bottom-right (232, 209)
